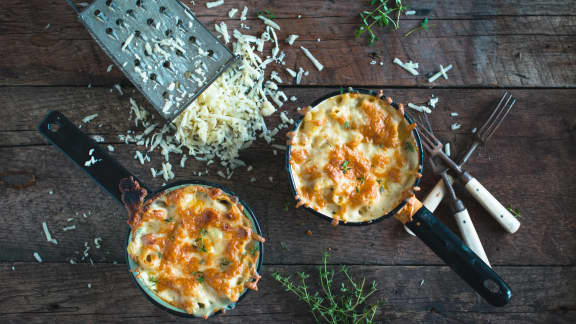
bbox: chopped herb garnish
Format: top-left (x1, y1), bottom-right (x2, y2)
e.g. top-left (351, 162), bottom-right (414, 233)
top-left (193, 271), bottom-right (205, 283)
top-left (344, 121), bottom-right (350, 129)
top-left (341, 160), bottom-right (351, 173)
top-left (157, 252), bottom-right (162, 258)
top-left (355, 0), bottom-right (407, 45)
top-left (357, 176), bottom-right (365, 183)
top-left (249, 244), bottom-right (260, 256)
top-left (164, 217), bottom-right (172, 222)
top-left (200, 228), bottom-right (208, 236)
top-left (404, 17), bottom-right (429, 37)
top-left (355, 187), bottom-right (360, 193)
top-left (508, 207), bottom-right (521, 218)
top-left (256, 9), bottom-right (276, 19)
top-left (195, 238), bottom-right (207, 252)
top-left (404, 141), bottom-right (415, 152)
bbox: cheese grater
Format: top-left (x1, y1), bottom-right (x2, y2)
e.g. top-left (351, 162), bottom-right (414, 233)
top-left (66, 0), bottom-right (239, 122)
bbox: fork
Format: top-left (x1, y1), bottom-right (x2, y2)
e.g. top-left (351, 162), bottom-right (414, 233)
top-left (423, 92), bottom-right (517, 213)
top-left (428, 149), bottom-right (491, 266)
top-left (416, 110), bottom-right (521, 234)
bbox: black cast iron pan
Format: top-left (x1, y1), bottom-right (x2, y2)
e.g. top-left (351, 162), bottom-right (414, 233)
top-left (286, 89), bottom-right (512, 307)
top-left (38, 110), bottom-right (264, 318)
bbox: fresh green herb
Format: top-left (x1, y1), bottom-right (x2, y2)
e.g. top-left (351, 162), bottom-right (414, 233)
top-left (164, 217), bottom-right (172, 222)
top-left (284, 201), bottom-right (291, 212)
top-left (341, 160), bottom-right (351, 174)
top-left (256, 9), bottom-right (276, 19)
top-left (355, 0), bottom-right (407, 45)
top-left (200, 228), bottom-right (208, 236)
top-left (355, 187), bottom-right (360, 193)
top-left (339, 86), bottom-right (345, 94)
top-left (508, 207), bottom-right (521, 218)
top-left (273, 253), bottom-right (384, 323)
top-left (157, 252), bottom-right (162, 258)
top-left (249, 243), bottom-right (260, 256)
top-left (199, 258), bottom-right (205, 264)
top-left (357, 176), bottom-right (365, 184)
top-left (404, 141), bottom-right (415, 152)
top-left (195, 238), bottom-right (207, 253)
top-left (404, 17), bottom-right (429, 37)
top-left (280, 241), bottom-right (289, 250)
top-left (193, 271), bottom-right (205, 283)
top-left (344, 121), bottom-right (350, 129)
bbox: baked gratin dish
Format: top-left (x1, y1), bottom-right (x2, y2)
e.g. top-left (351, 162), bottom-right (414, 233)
top-left (288, 92), bottom-right (420, 224)
top-left (124, 181), bottom-right (264, 318)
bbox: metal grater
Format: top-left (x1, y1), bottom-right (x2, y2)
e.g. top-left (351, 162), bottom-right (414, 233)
top-left (66, 0), bottom-right (239, 121)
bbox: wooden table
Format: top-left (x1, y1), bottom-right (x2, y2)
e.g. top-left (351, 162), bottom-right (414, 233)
top-left (1, 1), bottom-right (575, 323)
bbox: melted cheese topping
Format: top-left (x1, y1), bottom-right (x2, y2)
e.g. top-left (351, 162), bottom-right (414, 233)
top-left (289, 93), bottom-right (420, 223)
top-left (127, 185), bottom-right (263, 318)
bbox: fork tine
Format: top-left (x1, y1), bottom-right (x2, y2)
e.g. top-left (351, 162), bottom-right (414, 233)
top-left (477, 91), bottom-right (508, 136)
top-left (418, 122), bottom-right (442, 145)
top-left (422, 112), bottom-right (433, 132)
top-left (485, 98), bottom-right (516, 141)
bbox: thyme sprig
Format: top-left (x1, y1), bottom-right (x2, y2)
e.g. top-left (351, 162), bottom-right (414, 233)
top-left (355, 0), bottom-right (407, 45)
top-left (273, 253), bottom-right (384, 323)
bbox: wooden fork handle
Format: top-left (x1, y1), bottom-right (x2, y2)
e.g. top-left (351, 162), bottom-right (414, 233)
top-left (422, 175), bottom-right (454, 212)
top-left (454, 209), bottom-right (491, 267)
top-left (465, 178), bottom-right (521, 234)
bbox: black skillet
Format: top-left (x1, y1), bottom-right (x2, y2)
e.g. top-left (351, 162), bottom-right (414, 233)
top-left (286, 89), bottom-right (512, 307)
top-left (38, 110), bottom-right (264, 318)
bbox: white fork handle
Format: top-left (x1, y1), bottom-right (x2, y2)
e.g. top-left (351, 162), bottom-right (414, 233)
top-left (465, 178), bottom-right (521, 234)
top-left (454, 209), bottom-right (491, 267)
top-left (422, 175), bottom-right (453, 212)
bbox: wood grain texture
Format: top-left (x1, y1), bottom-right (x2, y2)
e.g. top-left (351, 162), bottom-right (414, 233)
top-left (0, 87), bottom-right (574, 266)
top-left (0, 0), bottom-right (574, 87)
top-left (0, 263), bottom-right (574, 323)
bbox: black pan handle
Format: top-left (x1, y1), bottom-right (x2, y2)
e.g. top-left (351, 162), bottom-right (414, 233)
top-left (405, 206), bottom-right (512, 307)
top-left (38, 110), bottom-right (148, 205)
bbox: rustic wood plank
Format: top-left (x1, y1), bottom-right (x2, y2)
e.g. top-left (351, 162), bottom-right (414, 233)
top-left (0, 0), bottom-right (574, 87)
top-left (0, 263), bottom-right (574, 323)
top-left (0, 87), bottom-right (574, 265)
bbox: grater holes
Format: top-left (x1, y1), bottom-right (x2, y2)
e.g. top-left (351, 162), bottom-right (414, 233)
top-left (135, 30), bottom-right (141, 38)
top-left (189, 36), bottom-right (196, 43)
top-left (106, 27), bottom-right (113, 35)
top-left (159, 6), bottom-right (166, 14)
top-left (136, 0), bottom-right (143, 7)
top-left (116, 19), bottom-right (124, 26)
top-left (94, 9), bottom-right (101, 16)
top-left (134, 59), bottom-right (141, 67)
top-left (106, 0), bottom-right (113, 6)
top-left (207, 49), bottom-right (214, 57)
top-left (126, 9), bottom-right (135, 17)
top-left (150, 73), bottom-right (157, 81)
top-left (162, 91), bottom-right (169, 99)
top-left (147, 18), bottom-right (154, 26)
top-left (175, 49), bottom-right (184, 57)
top-left (163, 61), bottom-right (171, 69)
top-left (165, 29), bottom-right (173, 37)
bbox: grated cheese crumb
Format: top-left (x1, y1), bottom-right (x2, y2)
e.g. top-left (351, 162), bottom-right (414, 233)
top-left (228, 8), bottom-right (238, 18)
top-left (106, 64), bottom-right (113, 73)
top-left (33, 252), bottom-right (43, 263)
top-left (429, 97), bottom-right (439, 108)
top-left (406, 10), bottom-right (417, 15)
top-left (286, 35), bottom-right (299, 46)
top-left (240, 6), bottom-right (248, 20)
top-left (300, 46), bottom-right (324, 71)
top-left (450, 112), bottom-right (459, 117)
top-left (206, 0), bottom-right (224, 9)
top-left (472, 127), bottom-right (478, 134)
top-left (250, 177), bottom-right (256, 182)
top-left (88, 283), bottom-right (92, 289)
top-left (63, 225), bottom-right (76, 231)
top-left (451, 123), bottom-right (462, 130)
top-left (268, 176), bottom-right (274, 183)
top-left (393, 58), bottom-right (419, 76)
top-left (82, 114), bottom-right (99, 123)
top-left (286, 68), bottom-right (297, 77)
top-left (42, 221), bottom-right (58, 245)
top-left (107, 145), bottom-right (114, 152)
top-left (407, 103), bottom-right (432, 114)
top-left (444, 143), bottom-right (451, 156)
top-left (428, 64), bottom-right (453, 83)
top-left (258, 16), bottom-right (281, 30)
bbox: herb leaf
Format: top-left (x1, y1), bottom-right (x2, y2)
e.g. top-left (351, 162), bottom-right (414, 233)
top-left (341, 160), bottom-right (351, 174)
top-left (273, 253), bottom-right (384, 323)
top-left (356, 0), bottom-right (406, 45)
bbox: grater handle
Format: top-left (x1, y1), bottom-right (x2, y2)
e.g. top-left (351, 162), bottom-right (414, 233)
top-left (64, 0), bottom-right (81, 15)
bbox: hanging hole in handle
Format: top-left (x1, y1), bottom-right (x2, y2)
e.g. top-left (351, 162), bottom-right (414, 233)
top-left (483, 279), bottom-right (501, 294)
